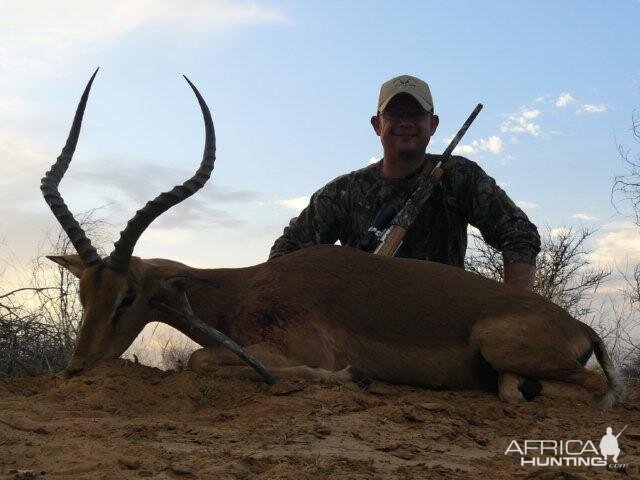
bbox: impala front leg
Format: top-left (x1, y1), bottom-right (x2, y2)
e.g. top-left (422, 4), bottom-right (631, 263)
top-left (189, 342), bottom-right (371, 388)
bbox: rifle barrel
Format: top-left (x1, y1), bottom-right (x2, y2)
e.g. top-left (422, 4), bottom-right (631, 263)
top-left (615, 424), bottom-right (628, 438)
top-left (440, 103), bottom-right (483, 162)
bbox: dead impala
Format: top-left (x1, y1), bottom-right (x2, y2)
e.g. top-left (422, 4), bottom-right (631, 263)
top-left (42, 71), bottom-right (625, 407)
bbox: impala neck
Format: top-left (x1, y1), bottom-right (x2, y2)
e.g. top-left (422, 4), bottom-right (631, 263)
top-left (161, 267), bottom-right (249, 346)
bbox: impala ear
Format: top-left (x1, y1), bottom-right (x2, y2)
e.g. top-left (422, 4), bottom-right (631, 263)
top-left (47, 255), bottom-right (85, 278)
top-left (162, 273), bottom-right (209, 292)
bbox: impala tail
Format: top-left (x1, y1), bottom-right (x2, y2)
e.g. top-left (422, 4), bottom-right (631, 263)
top-left (589, 329), bottom-right (626, 409)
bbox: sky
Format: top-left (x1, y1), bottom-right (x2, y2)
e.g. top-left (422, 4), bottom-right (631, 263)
top-left (1, 1), bottom-right (640, 360)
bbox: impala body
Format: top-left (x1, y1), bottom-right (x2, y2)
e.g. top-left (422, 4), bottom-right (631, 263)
top-left (43, 71), bottom-right (625, 408)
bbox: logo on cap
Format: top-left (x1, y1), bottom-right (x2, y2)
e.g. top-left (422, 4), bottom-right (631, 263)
top-left (394, 76), bottom-right (417, 89)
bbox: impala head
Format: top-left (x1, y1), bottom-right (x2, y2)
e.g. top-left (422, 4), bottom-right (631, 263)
top-left (47, 256), bottom-right (145, 374)
top-left (41, 68), bottom-right (216, 375)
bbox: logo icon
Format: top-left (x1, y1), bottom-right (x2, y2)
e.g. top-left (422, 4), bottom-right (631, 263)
top-left (600, 425), bottom-right (627, 463)
top-left (394, 76), bottom-right (416, 89)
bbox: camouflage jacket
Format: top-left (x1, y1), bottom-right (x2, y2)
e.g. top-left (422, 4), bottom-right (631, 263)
top-left (269, 154), bottom-right (540, 268)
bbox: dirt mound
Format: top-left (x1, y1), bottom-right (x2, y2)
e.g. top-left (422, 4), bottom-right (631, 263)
top-left (0, 360), bottom-right (638, 479)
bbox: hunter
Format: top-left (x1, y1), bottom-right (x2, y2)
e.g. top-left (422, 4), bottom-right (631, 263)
top-left (269, 74), bottom-right (540, 291)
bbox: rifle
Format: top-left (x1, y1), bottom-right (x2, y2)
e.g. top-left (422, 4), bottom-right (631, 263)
top-left (615, 425), bottom-right (628, 439)
top-left (372, 103), bottom-right (483, 257)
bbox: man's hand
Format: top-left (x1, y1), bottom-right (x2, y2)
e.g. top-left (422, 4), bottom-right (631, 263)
top-left (504, 262), bottom-right (535, 291)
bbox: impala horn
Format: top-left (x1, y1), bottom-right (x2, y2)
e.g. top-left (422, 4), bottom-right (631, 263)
top-left (107, 75), bottom-right (216, 272)
top-left (42, 71), bottom-right (275, 382)
top-left (40, 68), bottom-right (102, 267)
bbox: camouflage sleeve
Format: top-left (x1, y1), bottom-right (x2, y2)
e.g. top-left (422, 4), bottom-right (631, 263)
top-left (268, 175), bottom-right (350, 260)
top-left (458, 159), bottom-right (541, 266)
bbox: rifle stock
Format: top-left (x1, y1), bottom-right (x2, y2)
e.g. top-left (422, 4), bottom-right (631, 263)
top-left (373, 225), bottom-right (406, 256)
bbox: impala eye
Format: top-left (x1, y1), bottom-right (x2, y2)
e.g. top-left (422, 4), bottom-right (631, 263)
top-left (120, 293), bottom-right (136, 308)
top-left (115, 291), bottom-right (137, 317)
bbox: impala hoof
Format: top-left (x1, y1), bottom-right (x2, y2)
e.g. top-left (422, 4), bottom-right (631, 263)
top-left (64, 361), bottom-right (85, 378)
top-left (348, 365), bottom-right (372, 389)
top-left (520, 377), bottom-right (542, 401)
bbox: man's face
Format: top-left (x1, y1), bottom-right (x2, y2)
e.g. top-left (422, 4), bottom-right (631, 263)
top-left (371, 93), bottom-right (439, 161)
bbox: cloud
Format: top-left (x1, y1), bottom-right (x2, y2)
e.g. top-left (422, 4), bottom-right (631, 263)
top-left (68, 160), bottom-right (259, 231)
top-left (276, 196), bottom-right (310, 213)
top-left (452, 144), bottom-right (476, 155)
top-left (572, 212), bottom-right (598, 221)
top-left (532, 92), bottom-right (607, 116)
top-left (138, 228), bottom-right (198, 247)
top-left (0, 94), bottom-right (43, 129)
top-left (516, 200), bottom-right (539, 209)
top-left (368, 156), bottom-right (379, 165)
top-left (501, 108), bottom-right (541, 136)
top-left (534, 94), bottom-right (551, 103)
top-left (0, 130), bottom-right (52, 206)
top-left (1, 1), bottom-right (287, 43)
top-left (446, 135), bottom-right (503, 156)
top-left (577, 104), bottom-right (607, 114)
top-left (589, 223), bottom-right (640, 266)
top-left (153, 207), bottom-right (245, 230)
top-left (0, 0), bottom-right (290, 219)
top-left (602, 221), bottom-right (637, 230)
top-left (521, 109), bottom-right (540, 120)
top-left (0, 0), bottom-right (287, 80)
top-left (477, 136), bottom-right (503, 154)
top-left (76, 161), bottom-right (261, 205)
top-left (554, 93), bottom-right (575, 108)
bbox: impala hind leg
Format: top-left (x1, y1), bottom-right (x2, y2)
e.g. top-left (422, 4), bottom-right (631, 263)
top-left (475, 318), bottom-right (606, 404)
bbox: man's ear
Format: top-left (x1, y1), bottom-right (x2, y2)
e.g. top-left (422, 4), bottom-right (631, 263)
top-left (371, 114), bottom-right (381, 136)
top-left (429, 113), bottom-right (440, 136)
top-left (47, 255), bottom-right (85, 278)
top-left (162, 273), bottom-right (210, 292)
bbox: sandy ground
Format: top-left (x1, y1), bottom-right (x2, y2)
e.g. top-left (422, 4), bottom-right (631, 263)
top-left (0, 359), bottom-right (638, 479)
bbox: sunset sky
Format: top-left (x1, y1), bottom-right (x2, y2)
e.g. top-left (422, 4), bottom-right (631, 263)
top-left (2, 1), bottom-right (639, 360)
